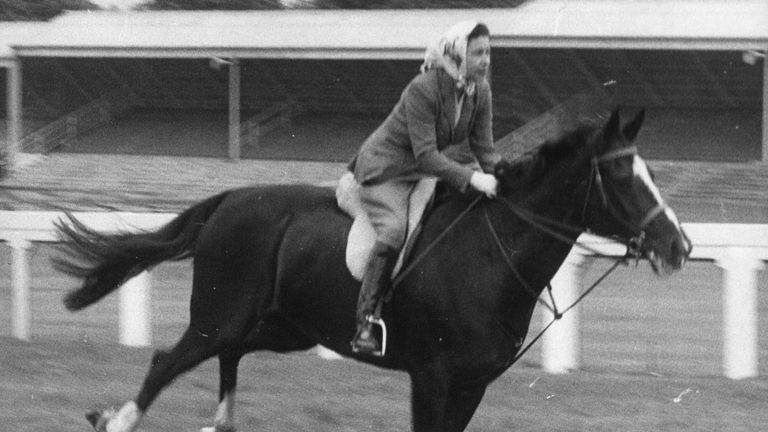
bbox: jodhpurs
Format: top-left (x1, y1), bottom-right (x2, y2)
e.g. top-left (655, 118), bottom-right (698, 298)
top-left (359, 179), bottom-right (417, 250)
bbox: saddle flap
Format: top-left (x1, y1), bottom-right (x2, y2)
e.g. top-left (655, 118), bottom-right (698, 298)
top-left (336, 172), bottom-right (436, 281)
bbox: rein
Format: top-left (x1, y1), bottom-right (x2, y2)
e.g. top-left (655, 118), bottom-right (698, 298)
top-left (484, 204), bottom-right (631, 368)
top-left (392, 194), bottom-right (484, 288)
top-left (492, 145), bottom-right (667, 367)
top-left (389, 145), bottom-right (665, 368)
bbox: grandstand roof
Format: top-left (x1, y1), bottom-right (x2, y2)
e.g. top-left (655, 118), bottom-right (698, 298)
top-left (6, 0), bottom-right (768, 60)
top-left (0, 23), bottom-right (38, 65)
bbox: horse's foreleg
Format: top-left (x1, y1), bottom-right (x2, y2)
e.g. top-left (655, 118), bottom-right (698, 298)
top-left (409, 365), bottom-right (450, 432)
top-left (201, 353), bottom-right (241, 432)
top-left (442, 382), bottom-right (487, 431)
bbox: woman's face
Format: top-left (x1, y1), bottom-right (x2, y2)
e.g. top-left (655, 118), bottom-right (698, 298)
top-left (465, 35), bottom-right (491, 81)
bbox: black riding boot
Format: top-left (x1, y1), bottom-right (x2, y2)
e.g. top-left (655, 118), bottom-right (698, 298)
top-left (350, 241), bottom-right (399, 356)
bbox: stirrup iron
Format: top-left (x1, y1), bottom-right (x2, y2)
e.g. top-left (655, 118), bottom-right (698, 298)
top-left (366, 315), bottom-right (388, 357)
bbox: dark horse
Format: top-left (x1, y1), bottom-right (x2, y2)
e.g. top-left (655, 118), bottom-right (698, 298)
top-left (54, 108), bottom-right (691, 432)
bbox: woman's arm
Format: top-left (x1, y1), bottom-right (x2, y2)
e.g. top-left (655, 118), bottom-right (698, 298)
top-left (405, 78), bottom-right (475, 192)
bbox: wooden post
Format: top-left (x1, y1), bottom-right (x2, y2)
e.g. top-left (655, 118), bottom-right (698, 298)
top-left (119, 271), bottom-right (152, 347)
top-left (228, 58), bottom-right (241, 160)
top-left (542, 251), bottom-right (584, 374)
top-left (717, 248), bottom-right (762, 379)
top-left (762, 49), bottom-right (767, 161)
top-left (10, 238), bottom-right (31, 341)
top-left (7, 58), bottom-right (22, 165)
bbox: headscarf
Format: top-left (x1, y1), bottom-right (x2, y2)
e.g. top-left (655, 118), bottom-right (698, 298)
top-left (420, 20), bottom-right (481, 96)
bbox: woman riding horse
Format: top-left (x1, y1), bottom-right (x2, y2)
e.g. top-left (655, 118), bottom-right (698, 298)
top-left (350, 21), bottom-right (501, 355)
top-left (55, 106), bottom-right (692, 432)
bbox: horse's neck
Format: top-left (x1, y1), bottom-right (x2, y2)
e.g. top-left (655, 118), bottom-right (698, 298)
top-left (490, 172), bottom-right (586, 295)
top-left (528, 156), bottom-right (590, 229)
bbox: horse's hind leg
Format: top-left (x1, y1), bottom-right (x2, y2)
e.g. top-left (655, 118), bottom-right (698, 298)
top-left (88, 326), bottom-right (218, 432)
top-left (200, 352), bottom-right (241, 432)
top-left (200, 317), bottom-right (316, 432)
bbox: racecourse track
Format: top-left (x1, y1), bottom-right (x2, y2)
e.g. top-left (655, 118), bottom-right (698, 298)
top-left (1, 103), bottom-right (767, 430)
top-left (1, 244), bottom-right (767, 431)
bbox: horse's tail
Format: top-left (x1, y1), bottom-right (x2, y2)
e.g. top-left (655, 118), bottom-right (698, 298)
top-left (55, 191), bottom-right (231, 311)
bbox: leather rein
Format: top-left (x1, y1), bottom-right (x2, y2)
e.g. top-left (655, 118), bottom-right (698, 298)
top-left (392, 145), bottom-right (669, 366)
top-left (487, 145), bottom-right (669, 366)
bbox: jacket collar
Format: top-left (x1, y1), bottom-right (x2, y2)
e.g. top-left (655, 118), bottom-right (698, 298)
top-left (438, 69), bottom-right (475, 139)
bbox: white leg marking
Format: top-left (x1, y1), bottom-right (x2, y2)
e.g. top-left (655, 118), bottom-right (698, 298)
top-left (106, 401), bottom-right (141, 432)
top-left (211, 390), bottom-right (236, 431)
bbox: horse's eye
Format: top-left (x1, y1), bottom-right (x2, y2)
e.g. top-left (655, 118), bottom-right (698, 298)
top-left (608, 159), bottom-right (634, 180)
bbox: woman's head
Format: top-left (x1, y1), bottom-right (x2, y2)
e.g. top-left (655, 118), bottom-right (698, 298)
top-left (421, 21), bottom-right (492, 92)
top-left (465, 23), bottom-right (491, 82)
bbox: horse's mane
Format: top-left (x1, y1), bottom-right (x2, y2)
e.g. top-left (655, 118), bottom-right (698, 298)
top-left (496, 122), bottom-right (600, 193)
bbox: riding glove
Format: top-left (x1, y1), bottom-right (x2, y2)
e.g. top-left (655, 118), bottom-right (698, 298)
top-left (470, 172), bottom-right (498, 198)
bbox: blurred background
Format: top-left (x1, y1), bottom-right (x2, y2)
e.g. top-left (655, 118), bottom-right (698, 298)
top-left (0, 1), bottom-right (767, 430)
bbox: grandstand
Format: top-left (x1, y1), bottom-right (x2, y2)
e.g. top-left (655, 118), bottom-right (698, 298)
top-left (0, 1), bottom-right (767, 224)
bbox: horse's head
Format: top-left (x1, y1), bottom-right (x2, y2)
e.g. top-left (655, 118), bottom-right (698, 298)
top-left (578, 108), bottom-right (692, 274)
top-left (494, 107), bottom-right (691, 275)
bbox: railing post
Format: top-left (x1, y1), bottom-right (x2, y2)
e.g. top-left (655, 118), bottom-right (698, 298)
top-left (119, 270), bottom-right (152, 347)
top-left (717, 248), bottom-right (762, 379)
top-left (9, 238), bottom-right (32, 341)
top-left (228, 58), bottom-right (241, 160)
top-left (6, 57), bottom-right (22, 162)
top-left (542, 251), bottom-right (584, 373)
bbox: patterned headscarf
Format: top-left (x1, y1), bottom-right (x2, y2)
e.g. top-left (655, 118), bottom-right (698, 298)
top-left (420, 20), bottom-right (481, 96)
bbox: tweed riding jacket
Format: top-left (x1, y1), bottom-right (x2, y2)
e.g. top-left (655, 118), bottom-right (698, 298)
top-left (352, 68), bottom-right (498, 192)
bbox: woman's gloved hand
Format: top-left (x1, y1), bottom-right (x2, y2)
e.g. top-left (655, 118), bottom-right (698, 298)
top-left (470, 172), bottom-right (498, 198)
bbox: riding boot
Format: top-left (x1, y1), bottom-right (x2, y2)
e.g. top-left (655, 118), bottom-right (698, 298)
top-left (350, 241), bottom-right (399, 356)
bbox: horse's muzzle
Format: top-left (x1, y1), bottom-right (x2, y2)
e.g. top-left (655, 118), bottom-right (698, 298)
top-left (644, 224), bottom-right (692, 276)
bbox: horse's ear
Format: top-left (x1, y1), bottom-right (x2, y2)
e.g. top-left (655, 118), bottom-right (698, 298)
top-left (604, 107), bottom-right (621, 141)
top-left (621, 108), bottom-right (645, 142)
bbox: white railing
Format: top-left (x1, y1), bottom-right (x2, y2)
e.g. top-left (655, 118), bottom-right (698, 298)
top-left (1, 211), bottom-right (766, 377)
top-left (542, 227), bottom-right (768, 380)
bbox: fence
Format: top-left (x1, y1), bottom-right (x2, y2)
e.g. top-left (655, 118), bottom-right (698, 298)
top-left (17, 90), bottom-right (137, 154)
top-left (1, 211), bottom-right (766, 378)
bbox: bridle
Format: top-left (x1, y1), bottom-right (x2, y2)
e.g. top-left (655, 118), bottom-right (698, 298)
top-left (389, 144), bottom-right (674, 365)
top-left (394, 145), bottom-right (670, 289)
top-left (581, 145), bottom-right (668, 242)
top-left (486, 144), bottom-right (673, 366)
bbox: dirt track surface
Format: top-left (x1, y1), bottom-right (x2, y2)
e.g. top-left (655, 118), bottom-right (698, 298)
top-left (1, 245), bottom-right (767, 431)
top-left (1, 107), bottom-right (767, 430)
top-left (1, 337), bottom-right (767, 432)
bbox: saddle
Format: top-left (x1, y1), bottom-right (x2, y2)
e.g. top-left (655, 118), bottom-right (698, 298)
top-left (335, 171), bottom-right (436, 281)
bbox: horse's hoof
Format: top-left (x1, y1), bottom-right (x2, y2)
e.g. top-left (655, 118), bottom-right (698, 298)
top-left (85, 409), bottom-right (101, 428)
top-left (85, 408), bottom-right (115, 432)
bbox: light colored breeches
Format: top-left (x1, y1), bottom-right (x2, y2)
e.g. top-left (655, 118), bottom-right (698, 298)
top-left (359, 179), bottom-right (417, 250)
